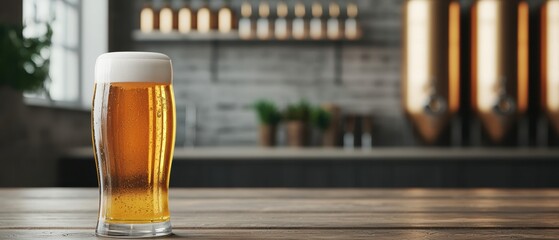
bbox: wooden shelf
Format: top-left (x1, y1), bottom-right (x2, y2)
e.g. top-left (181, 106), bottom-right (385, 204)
top-left (131, 29), bottom-right (364, 84)
top-left (133, 30), bottom-right (239, 41)
top-left (132, 30), bottom-right (363, 42)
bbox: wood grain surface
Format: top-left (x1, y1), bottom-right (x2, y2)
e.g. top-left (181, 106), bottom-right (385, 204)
top-left (1, 188), bottom-right (558, 239)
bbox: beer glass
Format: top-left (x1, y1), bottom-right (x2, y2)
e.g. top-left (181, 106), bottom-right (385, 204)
top-left (92, 52), bottom-right (175, 237)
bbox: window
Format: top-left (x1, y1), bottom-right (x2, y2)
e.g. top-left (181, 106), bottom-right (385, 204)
top-left (22, 0), bottom-right (107, 108)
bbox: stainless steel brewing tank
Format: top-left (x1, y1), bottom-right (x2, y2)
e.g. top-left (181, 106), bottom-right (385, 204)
top-left (402, 0), bottom-right (461, 144)
top-left (471, 0), bottom-right (529, 142)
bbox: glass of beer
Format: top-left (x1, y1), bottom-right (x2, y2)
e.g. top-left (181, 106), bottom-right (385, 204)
top-left (92, 52), bottom-right (175, 237)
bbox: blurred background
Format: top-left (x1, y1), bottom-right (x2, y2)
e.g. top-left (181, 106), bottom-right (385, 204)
top-left (1, 0), bottom-right (559, 188)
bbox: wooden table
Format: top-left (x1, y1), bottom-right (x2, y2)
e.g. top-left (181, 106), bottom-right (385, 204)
top-left (1, 188), bottom-right (559, 239)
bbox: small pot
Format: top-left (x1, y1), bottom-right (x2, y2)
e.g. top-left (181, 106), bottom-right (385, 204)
top-left (322, 128), bottom-right (336, 146)
top-left (321, 104), bottom-right (341, 147)
top-left (259, 124), bottom-right (277, 147)
top-left (286, 121), bottom-right (308, 147)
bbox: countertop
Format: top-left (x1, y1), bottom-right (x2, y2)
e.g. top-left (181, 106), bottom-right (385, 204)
top-left (1, 188), bottom-right (559, 239)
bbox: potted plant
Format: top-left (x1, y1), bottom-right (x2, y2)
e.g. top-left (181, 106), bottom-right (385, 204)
top-left (0, 24), bottom-right (52, 145)
top-left (253, 100), bottom-right (281, 147)
top-left (310, 106), bottom-right (332, 146)
top-left (318, 104), bottom-right (341, 147)
top-left (283, 101), bottom-right (311, 147)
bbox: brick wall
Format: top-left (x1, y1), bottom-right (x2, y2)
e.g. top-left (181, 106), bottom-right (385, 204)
top-left (126, 0), bottom-right (419, 146)
top-left (119, 0), bottom-right (546, 147)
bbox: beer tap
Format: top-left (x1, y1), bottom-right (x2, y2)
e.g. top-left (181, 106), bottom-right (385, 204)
top-left (423, 78), bottom-right (447, 116)
top-left (492, 77), bottom-right (516, 116)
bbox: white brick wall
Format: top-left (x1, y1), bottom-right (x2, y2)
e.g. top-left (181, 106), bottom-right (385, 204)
top-left (133, 0), bottom-right (416, 146)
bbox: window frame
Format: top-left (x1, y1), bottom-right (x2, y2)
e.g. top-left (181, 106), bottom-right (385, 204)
top-left (22, 0), bottom-right (108, 110)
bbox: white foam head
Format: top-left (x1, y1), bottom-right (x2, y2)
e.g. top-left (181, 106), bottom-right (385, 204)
top-left (95, 52), bottom-right (173, 84)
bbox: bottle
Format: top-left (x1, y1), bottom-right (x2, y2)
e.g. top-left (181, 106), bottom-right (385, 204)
top-left (343, 115), bottom-right (355, 150)
top-left (326, 2), bottom-right (341, 40)
top-left (256, 1), bottom-right (271, 39)
top-left (292, 1), bottom-right (307, 40)
top-left (239, 1), bottom-right (253, 39)
top-left (218, 0), bottom-right (235, 33)
top-left (197, 2), bottom-right (214, 33)
top-left (275, 1), bottom-right (289, 40)
top-left (361, 115), bottom-right (373, 149)
top-left (344, 2), bottom-right (360, 40)
top-left (178, 0), bottom-right (194, 33)
top-left (140, 0), bottom-right (155, 33)
top-left (159, 1), bottom-right (174, 33)
top-left (309, 1), bottom-right (323, 40)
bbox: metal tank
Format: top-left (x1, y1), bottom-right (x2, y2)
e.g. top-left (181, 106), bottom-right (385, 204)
top-left (541, 0), bottom-right (559, 134)
top-left (402, 0), bottom-right (461, 144)
top-left (471, 0), bottom-right (529, 143)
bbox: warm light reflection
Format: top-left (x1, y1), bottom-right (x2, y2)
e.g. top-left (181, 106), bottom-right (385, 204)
top-left (159, 7), bottom-right (174, 33)
top-left (449, 1), bottom-right (460, 112)
top-left (517, 2), bottom-right (529, 113)
top-left (406, 0), bottom-right (430, 112)
top-left (476, 0), bottom-right (498, 112)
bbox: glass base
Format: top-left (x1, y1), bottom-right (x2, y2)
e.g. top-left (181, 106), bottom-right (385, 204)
top-left (96, 219), bottom-right (172, 238)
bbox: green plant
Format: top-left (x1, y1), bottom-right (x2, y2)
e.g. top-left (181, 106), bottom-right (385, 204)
top-left (283, 100), bottom-right (311, 122)
top-left (310, 107), bottom-right (331, 131)
top-left (253, 100), bottom-right (281, 125)
top-left (0, 24), bottom-right (52, 91)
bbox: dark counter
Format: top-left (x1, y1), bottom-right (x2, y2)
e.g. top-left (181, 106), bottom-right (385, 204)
top-left (60, 147), bottom-right (559, 188)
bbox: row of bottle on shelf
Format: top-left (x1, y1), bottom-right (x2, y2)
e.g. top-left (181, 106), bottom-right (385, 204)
top-left (140, 1), bottom-right (361, 40)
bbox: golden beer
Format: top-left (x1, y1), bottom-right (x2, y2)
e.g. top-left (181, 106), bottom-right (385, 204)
top-left (92, 52), bottom-right (175, 237)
